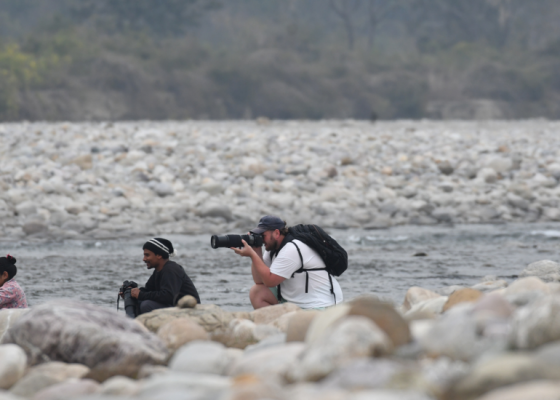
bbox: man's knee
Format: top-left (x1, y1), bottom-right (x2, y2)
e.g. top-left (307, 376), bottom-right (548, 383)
top-left (139, 300), bottom-right (167, 315)
top-left (250, 284), bottom-right (278, 309)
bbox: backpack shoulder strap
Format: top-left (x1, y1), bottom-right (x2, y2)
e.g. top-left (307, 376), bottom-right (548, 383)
top-left (291, 241), bottom-right (304, 273)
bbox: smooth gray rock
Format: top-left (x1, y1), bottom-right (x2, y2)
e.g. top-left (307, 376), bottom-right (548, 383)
top-left (22, 221), bottom-right (48, 235)
top-left (198, 204), bottom-right (233, 221)
top-left (471, 280), bottom-right (508, 292)
top-left (0, 345), bottom-right (26, 390)
top-left (228, 343), bottom-right (305, 381)
top-left (320, 358), bottom-right (414, 390)
top-left (418, 304), bottom-right (509, 362)
top-left (151, 182), bottom-right (174, 197)
top-left (2, 301), bottom-right (167, 379)
top-left (32, 379), bottom-right (100, 400)
top-left (138, 372), bottom-right (231, 399)
top-left (476, 381), bottom-right (560, 400)
top-left (520, 260), bottom-right (560, 282)
top-left (286, 316), bottom-right (393, 382)
top-left (169, 340), bottom-right (235, 375)
top-left (510, 294), bottom-right (560, 349)
top-left (0, 309), bottom-right (29, 342)
top-left (445, 353), bottom-right (560, 400)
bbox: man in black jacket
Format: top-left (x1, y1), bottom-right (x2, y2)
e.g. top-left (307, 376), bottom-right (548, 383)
top-left (130, 237), bottom-right (200, 314)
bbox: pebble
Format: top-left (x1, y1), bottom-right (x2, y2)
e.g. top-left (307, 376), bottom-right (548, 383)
top-left (2, 121), bottom-right (560, 239)
top-left (176, 295), bottom-right (198, 309)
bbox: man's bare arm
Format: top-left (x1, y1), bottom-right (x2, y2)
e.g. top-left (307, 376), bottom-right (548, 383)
top-left (251, 246), bottom-right (264, 284)
top-left (232, 240), bottom-right (285, 287)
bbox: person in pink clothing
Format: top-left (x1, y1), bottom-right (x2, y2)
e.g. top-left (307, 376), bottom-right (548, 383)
top-left (0, 255), bottom-right (28, 309)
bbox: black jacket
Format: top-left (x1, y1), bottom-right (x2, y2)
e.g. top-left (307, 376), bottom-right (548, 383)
top-left (138, 260), bottom-right (200, 306)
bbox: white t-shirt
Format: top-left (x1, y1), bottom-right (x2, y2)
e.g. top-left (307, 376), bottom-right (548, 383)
top-left (263, 239), bottom-right (343, 309)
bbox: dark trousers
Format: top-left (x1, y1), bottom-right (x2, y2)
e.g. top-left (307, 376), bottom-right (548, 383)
top-left (139, 299), bottom-right (168, 315)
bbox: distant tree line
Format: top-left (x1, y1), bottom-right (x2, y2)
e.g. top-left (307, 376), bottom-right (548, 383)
top-left (0, 0), bottom-right (559, 120)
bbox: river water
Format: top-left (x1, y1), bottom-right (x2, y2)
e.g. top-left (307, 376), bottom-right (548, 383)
top-left (1, 222), bottom-right (559, 312)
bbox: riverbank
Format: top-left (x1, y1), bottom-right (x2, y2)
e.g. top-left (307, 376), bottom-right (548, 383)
top-left (1, 120), bottom-right (560, 241)
top-left (2, 258), bottom-right (560, 399)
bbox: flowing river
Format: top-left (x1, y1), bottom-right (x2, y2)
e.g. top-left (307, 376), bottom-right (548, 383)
top-left (1, 222), bottom-right (559, 312)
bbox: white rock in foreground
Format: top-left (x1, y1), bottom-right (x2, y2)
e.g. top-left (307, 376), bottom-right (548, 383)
top-left (286, 316), bottom-right (393, 382)
top-left (0, 344), bottom-right (26, 389)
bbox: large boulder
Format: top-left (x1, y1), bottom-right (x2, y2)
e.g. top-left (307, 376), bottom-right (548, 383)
top-left (505, 276), bottom-right (549, 296)
top-left (348, 296), bottom-right (411, 347)
top-left (286, 316), bottom-right (393, 382)
top-left (305, 304), bottom-right (351, 343)
top-left (405, 296), bottom-right (448, 319)
top-left (156, 317), bottom-right (209, 352)
top-left (136, 304), bottom-right (234, 333)
top-left (228, 343), bottom-right (305, 382)
top-left (169, 340), bottom-right (241, 376)
top-left (418, 303), bottom-right (509, 362)
top-left (444, 353), bottom-right (560, 400)
top-left (510, 294), bottom-right (560, 349)
top-left (211, 318), bottom-right (282, 349)
top-left (286, 311), bottom-right (319, 342)
top-left (0, 344), bottom-right (26, 389)
top-left (320, 358), bottom-right (418, 391)
top-left (520, 260), bottom-right (560, 282)
top-left (249, 303), bottom-right (301, 325)
top-left (137, 372), bottom-right (231, 399)
top-left (250, 303), bottom-right (301, 324)
top-left (32, 379), bottom-right (100, 400)
top-left (442, 288), bottom-right (483, 312)
top-left (9, 362), bottom-right (90, 398)
top-left (476, 381), bottom-right (560, 400)
top-left (2, 301), bottom-right (167, 380)
top-left (0, 309), bottom-right (30, 341)
top-left (402, 287), bottom-right (441, 312)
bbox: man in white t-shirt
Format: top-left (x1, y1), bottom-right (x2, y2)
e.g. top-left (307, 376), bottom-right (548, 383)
top-left (231, 215), bottom-right (343, 309)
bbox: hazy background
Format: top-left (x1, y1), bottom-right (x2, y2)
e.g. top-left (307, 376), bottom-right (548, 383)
top-left (1, 0), bottom-right (560, 121)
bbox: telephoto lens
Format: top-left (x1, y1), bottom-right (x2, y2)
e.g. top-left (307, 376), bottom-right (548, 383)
top-left (210, 233), bottom-right (264, 249)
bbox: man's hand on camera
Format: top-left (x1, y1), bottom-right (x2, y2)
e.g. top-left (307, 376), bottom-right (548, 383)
top-left (247, 232), bottom-right (261, 248)
top-left (231, 239), bottom-right (255, 257)
top-left (130, 288), bottom-right (140, 299)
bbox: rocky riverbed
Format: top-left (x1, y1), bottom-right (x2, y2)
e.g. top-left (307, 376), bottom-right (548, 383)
top-left (1, 120), bottom-right (560, 240)
top-left (2, 259), bottom-right (560, 399)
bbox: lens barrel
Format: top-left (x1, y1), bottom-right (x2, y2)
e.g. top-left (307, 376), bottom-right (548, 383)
top-left (210, 234), bottom-right (263, 248)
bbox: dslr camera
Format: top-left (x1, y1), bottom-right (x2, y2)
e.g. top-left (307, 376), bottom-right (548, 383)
top-left (211, 233), bottom-right (264, 249)
top-left (118, 280), bottom-right (139, 318)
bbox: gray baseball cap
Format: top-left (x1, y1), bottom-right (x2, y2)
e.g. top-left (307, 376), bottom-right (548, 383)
top-left (250, 215), bottom-right (286, 234)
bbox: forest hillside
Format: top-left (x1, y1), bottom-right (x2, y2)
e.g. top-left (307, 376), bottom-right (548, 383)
top-left (1, 0), bottom-right (560, 121)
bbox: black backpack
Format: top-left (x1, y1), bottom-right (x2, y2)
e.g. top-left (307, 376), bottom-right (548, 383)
top-left (288, 224), bottom-right (348, 277)
top-left (275, 224), bottom-right (348, 304)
